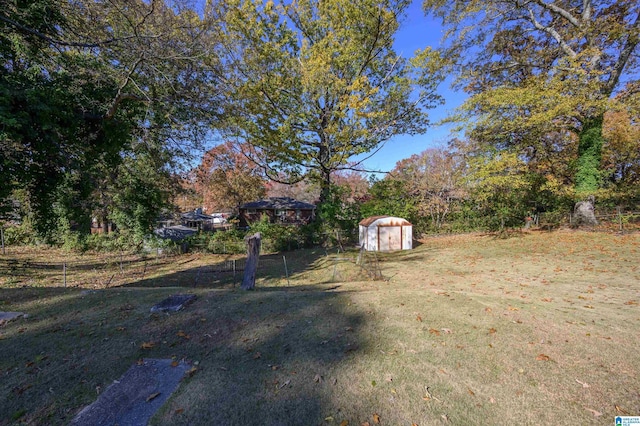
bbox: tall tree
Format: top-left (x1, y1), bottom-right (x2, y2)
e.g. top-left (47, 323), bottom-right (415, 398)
top-left (213, 0), bottom-right (444, 203)
top-left (194, 141), bottom-right (267, 213)
top-left (391, 147), bottom-right (466, 229)
top-left (424, 0), bottom-right (640, 201)
top-left (0, 0), bottom-right (222, 239)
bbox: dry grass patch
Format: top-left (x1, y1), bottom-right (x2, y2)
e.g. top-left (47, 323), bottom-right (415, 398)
top-left (1, 230), bottom-right (639, 425)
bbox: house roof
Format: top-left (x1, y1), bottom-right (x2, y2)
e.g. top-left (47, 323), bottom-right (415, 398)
top-left (359, 216), bottom-right (412, 227)
top-left (240, 197), bottom-right (316, 210)
top-left (180, 210), bottom-right (214, 221)
top-left (153, 225), bottom-right (197, 241)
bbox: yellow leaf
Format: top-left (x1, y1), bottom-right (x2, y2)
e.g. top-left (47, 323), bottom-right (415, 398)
top-left (373, 413), bottom-right (380, 423)
top-left (536, 354), bottom-right (550, 361)
top-left (429, 328), bottom-right (440, 336)
top-left (340, 421), bottom-right (349, 426)
top-left (616, 405), bottom-right (630, 414)
top-left (488, 328), bottom-right (497, 334)
top-left (141, 342), bottom-right (155, 349)
top-left (416, 315), bottom-right (422, 322)
top-left (176, 331), bottom-right (190, 339)
top-left (171, 361), bottom-right (179, 368)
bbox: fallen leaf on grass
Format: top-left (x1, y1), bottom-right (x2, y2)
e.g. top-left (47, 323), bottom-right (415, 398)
top-left (584, 305), bottom-right (594, 309)
top-left (373, 413), bottom-right (380, 423)
top-left (185, 367), bottom-right (198, 378)
top-left (340, 421), bottom-right (349, 426)
top-left (174, 408), bottom-right (184, 414)
top-left (441, 328), bottom-right (452, 334)
top-left (541, 298), bottom-right (552, 302)
top-left (176, 331), bottom-right (190, 339)
top-left (467, 388), bottom-right (475, 396)
top-left (624, 300), bottom-right (638, 305)
top-left (488, 328), bottom-right (496, 334)
top-left (429, 328), bottom-right (440, 336)
top-left (314, 374), bottom-right (323, 383)
top-left (575, 379), bottom-right (590, 388)
top-left (441, 414), bottom-right (449, 422)
top-left (536, 354), bottom-right (550, 361)
top-left (484, 307), bottom-right (492, 313)
top-left (140, 342), bottom-right (155, 349)
top-left (253, 352), bottom-right (261, 360)
top-left (361, 423), bottom-right (370, 426)
top-left (416, 315), bottom-right (422, 322)
top-left (585, 408), bottom-right (602, 417)
top-left (489, 397), bottom-right (496, 404)
top-left (171, 361), bottom-right (179, 367)
top-left (508, 306), bottom-right (519, 311)
top-left (324, 416), bottom-right (334, 422)
top-left (146, 392), bottom-right (160, 402)
top-left (616, 405), bottom-right (630, 415)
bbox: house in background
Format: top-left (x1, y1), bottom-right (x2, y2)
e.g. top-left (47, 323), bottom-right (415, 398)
top-left (239, 197), bottom-right (316, 227)
top-left (180, 208), bottom-right (227, 231)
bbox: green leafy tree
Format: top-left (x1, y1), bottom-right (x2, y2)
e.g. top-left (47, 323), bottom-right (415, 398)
top-left (424, 0), bottom-right (640, 198)
top-left (1, 0), bottom-right (223, 242)
top-left (214, 0), bottom-right (445, 203)
top-left (466, 151), bottom-right (532, 231)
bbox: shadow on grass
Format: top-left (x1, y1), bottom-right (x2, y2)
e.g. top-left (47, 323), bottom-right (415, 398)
top-left (1, 254), bottom-right (365, 425)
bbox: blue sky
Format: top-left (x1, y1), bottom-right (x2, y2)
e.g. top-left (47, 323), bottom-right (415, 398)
top-left (355, 0), bottom-right (468, 174)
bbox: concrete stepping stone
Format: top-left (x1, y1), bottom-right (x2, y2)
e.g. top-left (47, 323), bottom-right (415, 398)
top-left (0, 312), bottom-right (25, 326)
top-left (150, 294), bottom-right (196, 313)
top-left (70, 358), bottom-right (191, 426)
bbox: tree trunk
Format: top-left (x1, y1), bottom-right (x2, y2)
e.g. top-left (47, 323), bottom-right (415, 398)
top-left (573, 195), bottom-right (598, 227)
top-left (241, 232), bottom-right (261, 290)
top-left (575, 116), bottom-right (604, 195)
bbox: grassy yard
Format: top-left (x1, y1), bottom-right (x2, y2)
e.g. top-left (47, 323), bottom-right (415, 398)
top-left (1, 230), bottom-right (639, 425)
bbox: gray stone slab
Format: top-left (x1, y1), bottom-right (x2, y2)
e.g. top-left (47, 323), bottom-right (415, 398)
top-left (0, 312), bottom-right (25, 326)
top-left (150, 294), bottom-right (196, 313)
top-left (71, 358), bottom-right (191, 426)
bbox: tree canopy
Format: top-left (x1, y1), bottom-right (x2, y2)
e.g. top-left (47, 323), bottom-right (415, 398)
top-left (1, 0), bottom-right (221, 241)
top-left (424, 0), bottom-right (640, 196)
top-left (213, 0), bottom-right (445, 200)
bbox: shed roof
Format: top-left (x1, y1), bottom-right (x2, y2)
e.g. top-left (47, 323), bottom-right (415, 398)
top-left (359, 216), bottom-right (412, 227)
top-left (240, 197), bottom-right (316, 210)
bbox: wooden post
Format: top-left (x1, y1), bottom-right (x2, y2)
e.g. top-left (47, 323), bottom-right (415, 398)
top-left (241, 233), bottom-right (261, 290)
top-left (1, 227), bottom-right (5, 255)
top-left (283, 255), bottom-right (289, 286)
top-left (63, 262), bottom-right (67, 288)
top-left (233, 259), bottom-right (236, 287)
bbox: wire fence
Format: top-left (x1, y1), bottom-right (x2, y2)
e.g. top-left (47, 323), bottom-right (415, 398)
top-left (535, 209), bottom-right (640, 232)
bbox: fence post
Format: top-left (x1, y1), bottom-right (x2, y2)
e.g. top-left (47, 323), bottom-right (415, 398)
top-left (618, 206), bottom-right (623, 232)
top-left (63, 262), bottom-right (67, 288)
top-left (283, 255), bottom-right (290, 286)
top-left (233, 259), bottom-right (236, 287)
top-left (1, 227), bottom-right (4, 255)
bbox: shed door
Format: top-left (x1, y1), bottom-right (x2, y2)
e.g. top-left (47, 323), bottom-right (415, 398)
top-left (378, 226), bottom-right (402, 251)
top-left (388, 226), bottom-right (402, 251)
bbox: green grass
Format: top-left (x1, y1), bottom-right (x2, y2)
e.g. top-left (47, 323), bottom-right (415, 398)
top-left (1, 230), bottom-right (639, 425)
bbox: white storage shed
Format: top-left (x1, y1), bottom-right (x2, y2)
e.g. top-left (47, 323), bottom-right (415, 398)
top-left (358, 216), bottom-right (413, 252)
